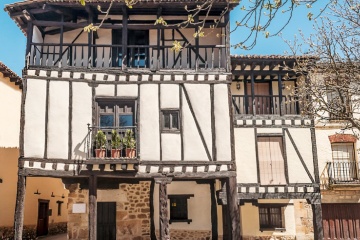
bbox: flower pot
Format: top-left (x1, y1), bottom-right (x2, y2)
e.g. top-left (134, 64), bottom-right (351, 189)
top-left (111, 149), bottom-right (121, 158)
top-left (95, 149), bottom-right (106, 158)
top-left (126, 148), bottom-right (136, 158)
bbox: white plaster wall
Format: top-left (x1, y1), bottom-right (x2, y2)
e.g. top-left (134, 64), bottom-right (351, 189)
top-left (182, 89), bottom-right (208, 161)
top-left (117, 84), bottom-right (138, 97)
top-left (24, 79), bottom-right (47, 158)
top-left (235, 128), bottom-right (257, 183)
top-left (95, 84), bottom-right (115, 96)
top-left (47, 81), bottom-right (69, 159)
top-left (240, 200), bottom-right (296, 237)
top-left (72, 82), bottom-right (92, 159)
top-left (184, 84), bottom-right (212, 158)
top-left (214, 84), bottom-right (231, 161)
top-left (154, 181), bottom-right (212, 231)
top-left (139, 84), bottom-right (160, 160)
top-left (160, 84), bottom-right (179, 109)
top-left (161, 134), bottom-right (181, 160)
top-left (286, 128), bottom-right (315, 183)
top-left (0, 74), bottom-right (21, 148)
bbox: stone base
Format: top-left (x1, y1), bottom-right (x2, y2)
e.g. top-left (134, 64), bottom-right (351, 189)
top-left (242, 236), bottom-right (295, 240)
top-left (156, 229), bottom-right (211, 240)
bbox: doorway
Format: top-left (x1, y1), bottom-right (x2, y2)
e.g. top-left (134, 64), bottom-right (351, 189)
top-left (36, 200), bottom-right (49, 236)
top-left (97, 202), bottom-right (116, 240)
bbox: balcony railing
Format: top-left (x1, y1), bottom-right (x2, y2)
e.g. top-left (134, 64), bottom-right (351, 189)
top-left (232, 95), bottom-right (300, 115)
top-left (327, 161), bottom-right (360, 184)
top-left (86, 126), bottom-right (138, 160)
top-left (28, 43), bottom-right (226, 70)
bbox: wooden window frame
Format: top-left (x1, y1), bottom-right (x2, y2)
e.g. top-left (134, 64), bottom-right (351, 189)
top-left (96, 98), bottom-right (137, 127)
top-left (161, 109), bottom-right (180, 133)
top-left (258, 204), bottom-right (285, 231)
top-left (56, 201), bottom-right (63, 216)
top-left (168, 194), bottom-right (194, 224)
top-left (256, 134), bottom-right (288, 186)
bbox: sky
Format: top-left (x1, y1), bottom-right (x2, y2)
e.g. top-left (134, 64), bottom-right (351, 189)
top-left (0, 0), bottom-right (329, 76)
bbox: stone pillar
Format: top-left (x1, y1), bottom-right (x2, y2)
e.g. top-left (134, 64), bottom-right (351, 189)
top-left (226, 177), bottom-right (241, 240)
top-left (311, 203), bottom-right (323, 240)
top-left (89, 175), bottom-right (97, 240)
top-left (155, 178), bottom-right (172, 240)
top-left (14, 175), bottom-right (26, 240)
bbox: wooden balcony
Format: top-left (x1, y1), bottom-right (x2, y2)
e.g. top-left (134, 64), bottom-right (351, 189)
top-left (232, 95), bottom-right (300, 115)
top-left (28, 43), bottom-right (226, 71)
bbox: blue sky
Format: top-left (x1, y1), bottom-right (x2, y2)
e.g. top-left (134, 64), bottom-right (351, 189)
top-left (0, 0), bottom-right (328, 75)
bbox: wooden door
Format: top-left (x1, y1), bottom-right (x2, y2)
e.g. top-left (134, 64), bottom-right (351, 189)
top-left (322, 203), bottom-right (360, 239)
top-left (97, 202), bottom-right (116, 240)
top-left (246, 82), bottom-right (271, 114)
top-left (36, 200), bottom-right (49, 236)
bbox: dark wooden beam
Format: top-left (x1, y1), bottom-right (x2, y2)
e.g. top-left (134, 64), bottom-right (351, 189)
top-left (14, 176), bottom-right (26, 240)
top-left (155, 177), bottom-right (172, 240)
top-left (89, 175), bottom-right (97, 240)
top-left (311, 203), bottom-right (324, 240)
top-left (210, 181), bottom-right (218, 240)
top-left (226, 177), bottom-right (241, 240)
top-left (122, 6), bottom-right (128, 71)
top-left (224, 11), bottom-right (230, 72)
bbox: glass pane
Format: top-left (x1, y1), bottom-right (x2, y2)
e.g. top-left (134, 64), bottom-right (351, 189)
top-left (119, 114), bottom-right (133, 127)
top-left (164, 113), bottom-right (170, 129)
top-left (171, 112), bottom-right (179, 129)
top-left (100, 115), bottom-right (114, 127)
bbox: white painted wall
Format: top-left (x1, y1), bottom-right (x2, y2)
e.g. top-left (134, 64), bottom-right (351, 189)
top-left (47, 81), bottom-right (69, 159)
top-left (24, 79), bottom-right (47, 158)
top-left (154, 181), bottom-right (212, 231)
top-left (0, 73), bottom-right (21, 148)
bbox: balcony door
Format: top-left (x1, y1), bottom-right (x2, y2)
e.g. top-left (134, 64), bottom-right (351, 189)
top-left (112, 30), bottom-right (149, 68)
top-left (246, 82), bottom-right (272, 114)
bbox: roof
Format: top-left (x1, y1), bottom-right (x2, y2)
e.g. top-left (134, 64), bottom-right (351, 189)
top-left (231, 54), bottom-right (319, 61)
top-left (0, 62), bottom-right (23, 89)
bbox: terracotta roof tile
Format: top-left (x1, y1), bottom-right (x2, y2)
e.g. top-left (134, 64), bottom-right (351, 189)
top-left (0, 62), bottom-right (22, 89)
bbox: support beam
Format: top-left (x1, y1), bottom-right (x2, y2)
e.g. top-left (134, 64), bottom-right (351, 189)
top-left (122, 6), bottom-right (128, 71)
top-left (210, 181), bottom-right (218, 240)
top-left (278, 74), bottom-right (283, 115)
top-left (89, 175), bottom-right (97, 240)
top-left (226, 177), bottom-right (240, 240)
top-left (311, 203), bottom-right (323, 240)
top-left (155, 177), bottom-right (172, 240)
top-left (14, 175), bottom-right (26, 240)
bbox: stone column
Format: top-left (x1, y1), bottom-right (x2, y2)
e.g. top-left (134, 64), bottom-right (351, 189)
top-left (155, 178), bottom-right (172, 240)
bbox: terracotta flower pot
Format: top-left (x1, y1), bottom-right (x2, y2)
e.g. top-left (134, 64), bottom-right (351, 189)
top-left (111, 149), bottom-right (121, 158)
top-left (95, 149), bottom-right (106, 158)
top-left (126, 148), bottom-right (136, 158)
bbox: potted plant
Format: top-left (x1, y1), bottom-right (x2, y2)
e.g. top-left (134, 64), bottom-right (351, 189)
top-left (111, 129), bottom-right (122, 158)
top-left (123, 129), bottom-right (136, 158)
top-left (94, 130), bottom-right (107, 158)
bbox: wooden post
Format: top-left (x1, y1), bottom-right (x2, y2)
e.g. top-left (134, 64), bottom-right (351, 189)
top-left (86, 6), bottom-right (93, 68)
top-left (156, 7), bottom-right (162, 70)
top-left (311, 203), bottom-right (323, 240)
top-left (59, 14), bottom-right (64, 68)
top-left (155, 178), bottom-right (172, 240)
top-left (278, 74), bottom-right (283, 115)
top-left (195, 15), bottom-right (199, 71)
top-left (14, 175), bottom-right (26, 240)
top-left (226, 177), bottom-right (240, 240)
top-left (25, 22), bottom-right (33, 67)
top-left (224, 11), bottom-right (230, 72)
top-left (210, 181), bottom-right (218, 240)
top-left (89, 175), bottom-right (97, 240)
top-left (122, 6), bottom-right (128, 71)
top-left (251, 74), bottom-right (255, 115)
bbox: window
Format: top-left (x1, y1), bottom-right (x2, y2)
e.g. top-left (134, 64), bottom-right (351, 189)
top-left (168, 194), bottom-right (193, 224)
top-left (97, 100), bottom-right (135, 128)
top-left (331, 143), bottom-right (357, 181)
top-left (326, 91), bottom-right (352, 119)
top-left (257, 136), bottom-right (287, 185)
top-left (259, 205), bottom-right (284, 230)
top-left (161, 110), bottom-right (180, 132)
top-left (56, 201), bottom-right (63, 216)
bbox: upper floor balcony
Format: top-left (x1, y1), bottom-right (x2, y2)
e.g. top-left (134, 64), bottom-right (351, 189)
top-left (6, 0), bottom-right (238, 73)
top-left (326, 161), bottom-right (360, 186)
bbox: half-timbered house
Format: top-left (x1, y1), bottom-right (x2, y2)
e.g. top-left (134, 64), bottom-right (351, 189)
top-left (229, 56), bottom-right (323, 239)
top-left (5, 0), bottom-right (240, 239)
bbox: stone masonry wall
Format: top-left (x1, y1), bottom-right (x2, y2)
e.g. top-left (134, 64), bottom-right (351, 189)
top-left (156, 229), bottom-right (211, 240)
top-left (67, 182), bottom-right (151, 240)
top-left (242, 236), bottom-right (295, 240)
top-left (293, 200), bottom-right (314, 240)
top-left (117, 181), bottom-right (151, 240)
top-left (322, 189), bottom-right (360, 203)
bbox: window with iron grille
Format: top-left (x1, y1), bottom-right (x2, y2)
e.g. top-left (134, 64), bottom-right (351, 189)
top-left (259, 205), bottom-right (284, 230)
top-left (331, 143), bottom-right (357, 181)
top-left (161, 110), bottom-right (180, 132)
top-left (168, 194), bottom-right (193, 224)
